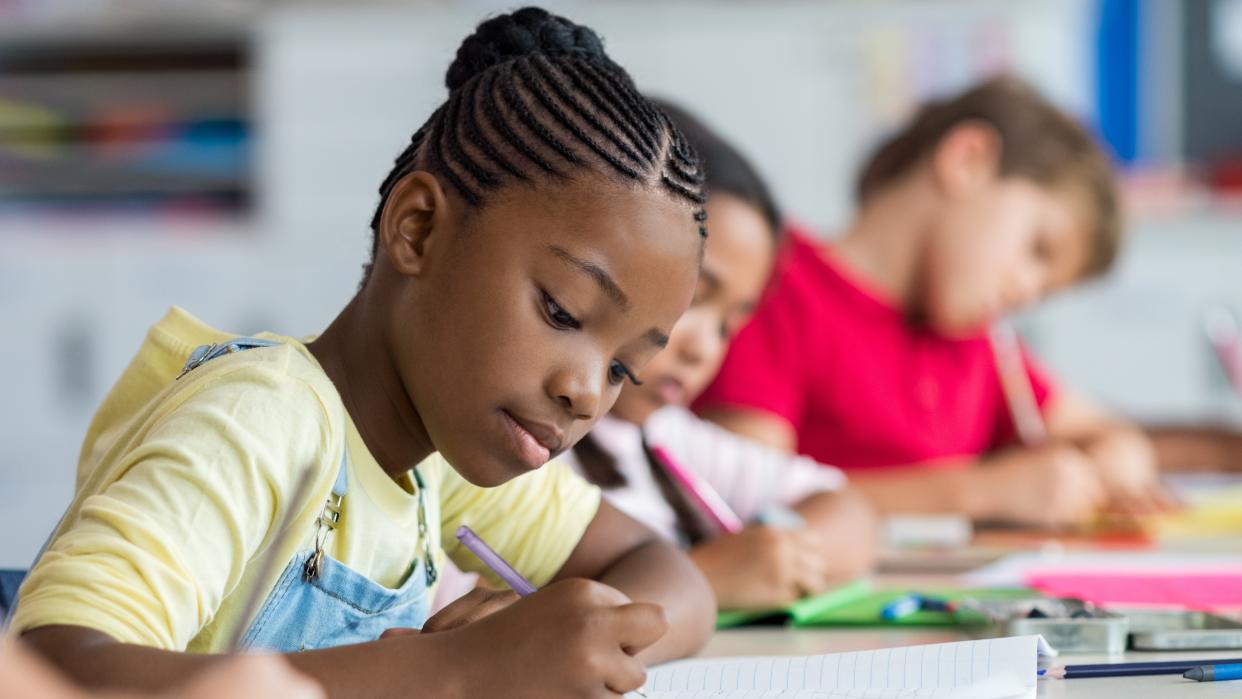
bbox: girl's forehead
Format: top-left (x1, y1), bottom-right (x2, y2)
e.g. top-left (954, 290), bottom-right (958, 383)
top-left (481, 177), bottom-right (702, 256)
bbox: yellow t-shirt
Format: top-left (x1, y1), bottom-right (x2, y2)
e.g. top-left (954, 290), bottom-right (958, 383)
top-left (12, 307), bottom-right (601, 652)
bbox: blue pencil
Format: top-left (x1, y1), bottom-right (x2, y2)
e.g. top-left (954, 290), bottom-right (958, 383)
top-left (1042, 657), bottom-right (1242, 679)
top-left (1184, 663), bottom-right (1242, 682)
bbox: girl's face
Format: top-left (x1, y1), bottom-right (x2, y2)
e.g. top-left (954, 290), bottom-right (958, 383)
top-left (918, 178), bottom-right (1092, 335)
top-left (610, 194), bottom-right (775, 424)
top-left (391, 176), bottom-right (702, 487)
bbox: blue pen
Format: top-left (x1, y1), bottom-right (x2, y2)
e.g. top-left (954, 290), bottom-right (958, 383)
top-left (1184, 663), bottom-right (1242, 682)
top-left (914, 595), bottom-right (958, 613)
top-left (881, 594), bottom-right (921, 621)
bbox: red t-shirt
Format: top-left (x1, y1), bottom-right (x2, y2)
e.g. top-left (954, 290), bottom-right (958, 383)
top-left (694, 227), bottom-right (1055, 472)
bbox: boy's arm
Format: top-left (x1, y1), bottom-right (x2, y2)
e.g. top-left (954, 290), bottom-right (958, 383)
top-left (1146, 424), bottom-right (1242, 472)
top-left (551, 500), bottom-right (716, 664)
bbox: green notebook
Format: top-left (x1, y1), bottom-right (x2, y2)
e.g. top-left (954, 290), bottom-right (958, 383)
top-left (801, 587), bottom-right (1037, 627)
top-left (716, 584), bottom-right (1036, 629)
top-left (716, 580), bottom-right (873, 629)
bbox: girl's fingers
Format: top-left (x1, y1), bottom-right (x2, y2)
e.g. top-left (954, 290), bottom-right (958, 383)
top-left (379, 627), bottom-right (420, 639)
top-left (602, 652), bottom-right (649, 695)
top-left (610, 602), bottom-right (669, 655)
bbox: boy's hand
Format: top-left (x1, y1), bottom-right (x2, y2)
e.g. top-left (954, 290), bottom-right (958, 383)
top-left (1081, 432), bottom-right (1178, 517)
top-left (446, 578), bottom-right (667, 698)
top-left (689, 526), bottom-right (830, 610)
top-left (972, 444), bottom-right (1107, 527)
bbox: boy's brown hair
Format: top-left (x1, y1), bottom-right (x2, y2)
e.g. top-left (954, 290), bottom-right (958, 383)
top-left (856, 75), bottom-right (1121, 279)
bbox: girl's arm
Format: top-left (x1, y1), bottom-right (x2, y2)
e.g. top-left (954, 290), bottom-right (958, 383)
top-left (7, 635), bottom-right (324, 699)
top-left (550, 500), bottom-right (716, 663)
top-left (24, 577), bottom-right (669, 699)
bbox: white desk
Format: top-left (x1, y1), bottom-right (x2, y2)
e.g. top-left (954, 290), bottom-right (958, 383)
top-left (702, 627), bottom-right (1242, 698)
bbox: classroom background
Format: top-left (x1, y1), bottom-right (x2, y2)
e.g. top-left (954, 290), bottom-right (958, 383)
top-left (2, 0), bottom-right (1241, 567)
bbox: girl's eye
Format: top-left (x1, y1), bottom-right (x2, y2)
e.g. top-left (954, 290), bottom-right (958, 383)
top-left (609, 360), bottom-right (642, 387)
top-left (541, 290), bottom-right (581, 330)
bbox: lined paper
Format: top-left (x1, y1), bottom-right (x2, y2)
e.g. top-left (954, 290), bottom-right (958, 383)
top-left (635, 636), bottom-right (1046, 699)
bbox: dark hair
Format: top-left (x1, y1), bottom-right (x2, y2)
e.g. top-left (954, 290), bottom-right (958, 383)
top-left (652, 98), bottom-right (782, 235)
top-left (364, 7), bottom-right (708, 280)
top-left (857, 75), bottom-right (1121, 278)
top-left (574, 100), bottom-right (782, 545)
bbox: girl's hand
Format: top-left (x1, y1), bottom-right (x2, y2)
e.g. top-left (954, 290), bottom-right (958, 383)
top-left (444, 578), bottom-right (667, 698)
top-left (971, 444), bottom-right (1108, 527)
top-left (689, 526), bottom-right (830, 610)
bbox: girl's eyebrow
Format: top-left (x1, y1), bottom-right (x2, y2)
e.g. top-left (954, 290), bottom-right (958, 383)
top-left (547, 245), bottom-right (631, 311)
top-left (545, 245), bottom-right (667, 348)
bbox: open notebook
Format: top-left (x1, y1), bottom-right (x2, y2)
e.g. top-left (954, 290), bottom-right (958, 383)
top-left (631, 635), bottom-right (1052, 699)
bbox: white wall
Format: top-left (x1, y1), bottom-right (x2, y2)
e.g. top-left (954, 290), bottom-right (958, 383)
top-left (1, 0), bottom-right (1235, 565)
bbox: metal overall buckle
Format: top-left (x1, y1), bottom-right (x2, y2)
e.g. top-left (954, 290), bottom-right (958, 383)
top-left (304, 490), bottom-right (343, 581)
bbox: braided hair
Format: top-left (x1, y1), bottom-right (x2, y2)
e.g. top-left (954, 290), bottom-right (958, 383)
top-left (364, 7), bottom-right (708, 280)
top-left (574, 99), bottom-right (782, 546)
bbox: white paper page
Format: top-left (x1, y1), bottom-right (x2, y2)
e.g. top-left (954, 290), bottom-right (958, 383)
top-left (636, 635), bottom-right (1044, 699)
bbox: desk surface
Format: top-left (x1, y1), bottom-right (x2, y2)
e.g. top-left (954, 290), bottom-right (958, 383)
top-left (703, 625), bottom-right (1242, 698)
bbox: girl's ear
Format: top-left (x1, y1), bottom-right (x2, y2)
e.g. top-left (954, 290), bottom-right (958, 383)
top-left (378, 171), bottom-right (450, 277)
top-left (930, 120), bottom-right (1002, 200)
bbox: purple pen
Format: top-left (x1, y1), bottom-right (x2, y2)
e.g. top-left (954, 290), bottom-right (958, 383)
top-left (455, 525), bottom-right (537, 596)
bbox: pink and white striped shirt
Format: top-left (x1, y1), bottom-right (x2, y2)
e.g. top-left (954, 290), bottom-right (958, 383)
top-left (564, 406), bottom-right (848, 544)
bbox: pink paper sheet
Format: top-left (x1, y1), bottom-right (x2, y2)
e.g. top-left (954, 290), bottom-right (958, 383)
top-left (1026, 571), bottom-right (1242, 611)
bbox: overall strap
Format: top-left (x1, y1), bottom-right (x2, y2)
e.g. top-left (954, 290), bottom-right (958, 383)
top-left (177, 337), bottom-right (282, 379)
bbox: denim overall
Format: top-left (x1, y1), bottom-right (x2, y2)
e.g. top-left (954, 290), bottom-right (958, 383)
top-left (8, 338), bottom-right (439, 652)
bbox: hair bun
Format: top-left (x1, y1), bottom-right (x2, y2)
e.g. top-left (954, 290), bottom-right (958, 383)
top-left (445, 7), bottom-right (613, 92)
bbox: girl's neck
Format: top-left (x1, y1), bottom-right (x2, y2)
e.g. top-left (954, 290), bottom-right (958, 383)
top-left (307, 293), bottom-right (436, 482)
top-left (833, 175), bottom-right (933, 311)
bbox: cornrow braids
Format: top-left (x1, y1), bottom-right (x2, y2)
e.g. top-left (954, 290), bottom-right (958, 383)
top-left (364, 7), bottom-right (707, 281)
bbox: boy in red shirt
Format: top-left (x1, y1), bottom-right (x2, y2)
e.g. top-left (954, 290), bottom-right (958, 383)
top-left (696, 77), bottom-right (1171, 527)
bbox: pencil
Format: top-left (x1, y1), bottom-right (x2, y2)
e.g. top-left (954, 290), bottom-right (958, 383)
top-left (1042, 657), bottom-right (1242, 679)
top-left (649, 445), bottom-right (743, 534)
top-left (989, 321), bottom-right (1047, 446)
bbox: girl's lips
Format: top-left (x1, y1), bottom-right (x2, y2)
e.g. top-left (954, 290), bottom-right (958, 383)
top-left (499, 410), bottom-right (559, 470)
top-left (652, 376), bottom-right (687, 406)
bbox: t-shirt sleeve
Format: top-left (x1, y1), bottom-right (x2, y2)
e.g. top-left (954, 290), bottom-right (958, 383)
top-left (646, 408), bottom-right (846, 524)
top-left (11, 363), bottom-right (336, 649)
top-left (439, 460), bottom-right (601, 589)
top-left (693, 282), bottom-right (809, 431)
top-left (991, 343), bottom-right (1059, 448)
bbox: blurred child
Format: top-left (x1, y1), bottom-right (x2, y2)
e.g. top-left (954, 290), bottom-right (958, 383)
top-left (13, 8), bottom-right (715, 697)
top-left (697, 76), bottom-right (1170, 528)
top-left (568, 100), bottom-right (877, 611)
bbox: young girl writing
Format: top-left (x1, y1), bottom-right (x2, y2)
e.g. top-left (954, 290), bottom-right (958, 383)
top-left (13, 8), bottom-right (715, 697)
top-left (697, 77), bottom-right (1169, 528)
top-left (568, 101), bottom-right (877, 611)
